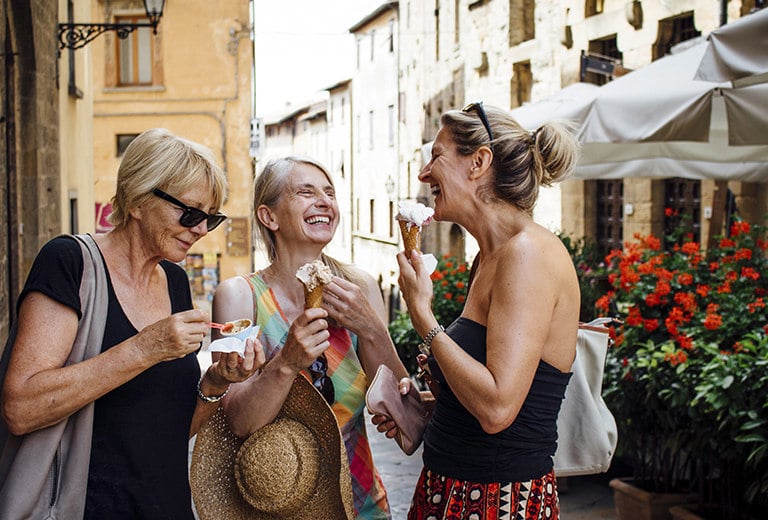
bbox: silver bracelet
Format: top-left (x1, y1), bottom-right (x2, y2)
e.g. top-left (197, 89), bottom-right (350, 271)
top-left (196, 375), bottom-right (230, 403)
top-left (418, 324), bottom-right (444, 355)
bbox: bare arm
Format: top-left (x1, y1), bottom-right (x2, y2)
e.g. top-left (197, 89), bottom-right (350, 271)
top-left (189, 340), bottom-right (263, 438)
top-left (2, 293), bottom-right (210, 435)
top-left (213, 277), bottom-right (331, 438)
top-left (323, 271), bottom-right (409, 382)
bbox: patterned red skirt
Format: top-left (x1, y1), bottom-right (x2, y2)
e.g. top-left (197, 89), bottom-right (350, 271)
top-left (407, 468), bottom-right (560, 520)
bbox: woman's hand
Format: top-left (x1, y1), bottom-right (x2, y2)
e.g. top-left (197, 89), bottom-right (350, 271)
top-left (133, 309), bottom-right (210, 364)
top-left (322, 276), bottom-right (382, 335)
top-left (370, 376), bottom-right (414, 439)
top-left (278, 308), bottom-right (331, 372)
top-left (396, 251), bottom-right (437, 335)
top-left (206, 337), bottom-right (265, 388)
top-left (416, 353), bottom-right (441, 400)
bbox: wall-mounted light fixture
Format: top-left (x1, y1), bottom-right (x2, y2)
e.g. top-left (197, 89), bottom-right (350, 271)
top-left (58, 0), bottom-right (165, 50)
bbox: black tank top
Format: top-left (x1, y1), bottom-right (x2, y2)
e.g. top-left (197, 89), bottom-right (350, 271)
top-left (19, 236), bottom-right (199, 519)
top-left (423, 317), bottom-right (572, 483)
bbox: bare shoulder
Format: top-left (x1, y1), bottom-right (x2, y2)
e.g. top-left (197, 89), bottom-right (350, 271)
top-left (213, 276), bottom-right (255, 319)
top-left (494, 225), bottom-right (577, 298)
top-left (214, 275), bottom-right (252, 300)
top-left (497, 224), bottom-right (562, 268)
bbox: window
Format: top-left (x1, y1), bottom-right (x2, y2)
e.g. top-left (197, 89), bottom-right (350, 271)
top-left (370, 30), bottom-right (375, 61)
top-left (369, 110), bottom-right (375, 150)
top-left (511, 61), bottom-right (532, 108)
top-left (664, 179), bottom-right (701, 249)
top-left (653, 12), bottom-right (701, 60)
top-left (356, 115), bottom-right (361, 152)
top-left (596, 180), bottom-right (624, 258)
top-left (509, 0), bottom-right (536, 46)
top-left (406, 2), bottom-right (411, 29)
top-left (454, 0), bottom-right (460, 44)
top-left (434, 0), bottom-right (440, 61)
top-left (585, 0), bottom-right (604, 17)
top-left (116, 134), bottom-right (139, 156)
top-left (356, 36), bottom-right (361, 68)
top-left (388, 20), bottom-right (394, 53)
top-left (369, 199), bottom-right (375, 234)
top-left (388, 105), bottom-right (395, 147)
top-left (117, 16), bottom-right (155, 86)
top-left (582, 35), bottom-right (622, 86)
top-left (69, 193), bottom-right (78, 234)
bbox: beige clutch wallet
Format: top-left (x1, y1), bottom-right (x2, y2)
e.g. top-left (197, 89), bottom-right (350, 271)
top-left (365, 364), bottom-right (430, 455)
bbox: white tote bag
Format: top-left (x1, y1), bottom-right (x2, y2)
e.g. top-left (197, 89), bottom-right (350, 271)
top-left (553, 318), bottom-right (618, 476)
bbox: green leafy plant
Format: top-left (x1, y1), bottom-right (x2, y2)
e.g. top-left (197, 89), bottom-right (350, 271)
top-left (389, 255), bottom-right (470, 375)
top-left (557, 233), bottom-right (610, 322)
top-left (598, 214), bottom-right (768, 516)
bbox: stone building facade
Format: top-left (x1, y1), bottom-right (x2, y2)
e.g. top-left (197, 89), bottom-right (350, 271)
top-left (1, 0), bottom-right (96, 345)
top-left (1, 0), bottom-right (257, 344)
top-left (397, 0), bottom-right (767, 262)
top-left (89, 0), bottom-right (256, 310)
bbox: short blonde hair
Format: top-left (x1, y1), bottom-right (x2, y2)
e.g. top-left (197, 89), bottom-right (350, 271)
top-left (108, 128), bottom-right (227, 229)
top-left (441, 105), bottom-right (579, 214)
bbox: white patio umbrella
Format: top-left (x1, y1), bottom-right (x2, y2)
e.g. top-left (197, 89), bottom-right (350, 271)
top-left (694, 7), bottom-right (768, 84)
top-left (509, 82), bottom-right (599, 130)
top-left (508, 40), bottom-right (768, 181)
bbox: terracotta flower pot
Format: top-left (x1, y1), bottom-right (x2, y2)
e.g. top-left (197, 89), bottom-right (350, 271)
top-left (610, 478), bottom-right (697, 520)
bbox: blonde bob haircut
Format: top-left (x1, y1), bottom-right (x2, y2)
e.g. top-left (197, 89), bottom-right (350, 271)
top-left (108, 128), bottom-right (227, 230)
top-left (253, 156), bottom-right (364, 288)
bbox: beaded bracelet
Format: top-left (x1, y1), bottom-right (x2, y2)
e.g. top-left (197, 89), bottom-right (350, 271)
top-left (196, 375), bottom-right (230, 403)
top-left (418, 324), bottom-right (445, 356)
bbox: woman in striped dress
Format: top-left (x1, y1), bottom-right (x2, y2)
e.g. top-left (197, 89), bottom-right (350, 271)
top-left (212, 156), bottom-right (408, 519)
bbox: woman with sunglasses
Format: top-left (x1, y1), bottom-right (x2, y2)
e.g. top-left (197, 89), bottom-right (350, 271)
top-left (211, 156), bottom-right (409, 519)
top-left (373, 103), bottom-right (581, 519)
top-left (0, 128), bottom-right (263, 519)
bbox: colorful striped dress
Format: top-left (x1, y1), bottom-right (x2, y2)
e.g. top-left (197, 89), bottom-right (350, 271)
top-left (242, 272), bottom-right (391, 519)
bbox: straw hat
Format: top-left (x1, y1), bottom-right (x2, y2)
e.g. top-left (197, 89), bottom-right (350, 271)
top-left (190, 375), bottom-right (355, 520)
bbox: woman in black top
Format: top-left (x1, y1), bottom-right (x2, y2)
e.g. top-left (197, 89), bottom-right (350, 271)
top-left (374, 104), bottom-right (581, 519)
top-left (1, 128), bottom-right (263, 519)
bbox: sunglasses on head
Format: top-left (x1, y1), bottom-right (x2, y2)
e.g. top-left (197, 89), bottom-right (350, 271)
top-left (308, 353), bottom-right (335, 405)
top-left (152, 188), bottom-right (227, 232)
top-left (462, 101), bottom-right (494, 142)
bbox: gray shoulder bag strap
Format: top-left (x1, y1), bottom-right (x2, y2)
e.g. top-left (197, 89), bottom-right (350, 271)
top-left (0, 234), bottom-right (109, 519)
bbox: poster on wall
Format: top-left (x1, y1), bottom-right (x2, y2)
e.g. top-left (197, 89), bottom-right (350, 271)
top-left (95, 202), bottom-right (114, 233)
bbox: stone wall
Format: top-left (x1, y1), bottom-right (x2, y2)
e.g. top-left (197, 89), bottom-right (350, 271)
top-left (0, 0), bottom-right (61, 345)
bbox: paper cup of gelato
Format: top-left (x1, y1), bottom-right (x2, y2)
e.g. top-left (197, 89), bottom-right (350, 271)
top-left (220, 318), bottom-right (254, 342)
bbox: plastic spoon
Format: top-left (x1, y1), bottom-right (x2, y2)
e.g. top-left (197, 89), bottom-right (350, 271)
top-left (209, 322), bottom-right (233, 332)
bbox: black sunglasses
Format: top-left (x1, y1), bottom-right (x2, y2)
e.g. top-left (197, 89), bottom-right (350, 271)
top-left (152, 188), bottom-right (227, 232)
top-left (308, 353), bottom-right (335, 405)
top-left (462, 101), bottom-right (494, 142)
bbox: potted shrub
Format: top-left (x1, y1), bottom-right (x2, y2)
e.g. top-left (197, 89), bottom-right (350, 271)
top-left (597, 215), bottom-right (768, 519)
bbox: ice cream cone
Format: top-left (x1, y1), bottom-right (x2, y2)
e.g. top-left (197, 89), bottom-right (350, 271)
top-left (304, 284), bottom-right (324, 309)
top-left (399, 220), bottom-right (421, 257)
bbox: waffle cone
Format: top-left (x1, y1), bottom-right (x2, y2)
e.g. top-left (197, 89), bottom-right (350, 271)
top-left (399, 220), bottom-right (421, 257)
top-left (304, 285), bottom-right (324, 309)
